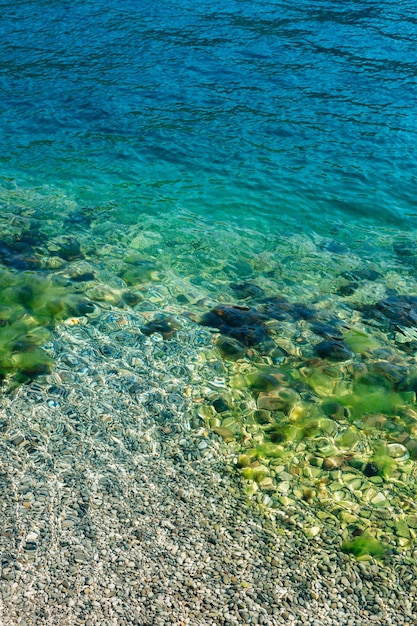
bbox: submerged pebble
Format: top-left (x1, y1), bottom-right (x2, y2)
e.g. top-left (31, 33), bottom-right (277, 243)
top-left (315, 340), bottom-right (354, 361)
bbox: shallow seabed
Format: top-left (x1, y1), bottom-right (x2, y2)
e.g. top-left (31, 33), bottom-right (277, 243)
top-left (0, 187), bottom-right (416, 624)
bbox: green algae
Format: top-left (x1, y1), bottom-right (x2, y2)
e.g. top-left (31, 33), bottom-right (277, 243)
top-left (369, 446), bottom-right (397, 479)
top-left (343, 329), bottom-right (380, 354)
top-left (334, 382), bottom-right (414, 419)
top-left (342, 532), bottom-right (385, 559)
top-left (0, 269), bottom-right (97, 384)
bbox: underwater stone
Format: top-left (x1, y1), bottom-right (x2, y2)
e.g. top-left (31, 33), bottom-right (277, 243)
top-left (373, 295), bottom-right (417, 328)
top-left (77, 301), bottom-right (96, 316)
top-left (311, 322), bottom-right (344, 341)
top-left (65, 208), bottom-right (93, 228)
top-left (321, 239), bottom-right (348, 255)
top-left (363, 462), bottom-right (379, 477)
top-left (216, 336), bottom-right (246, 359)
top-left (54, 237), bottom-right (84, 261)
top-left (261, 296), bottom-right (317, 321)
top-left (200, 305), bottom-right (270, 346)
top-left (257, 393), bottom-right (284, 411)
top-left (405, 439), bottom-right (417, 460)
top-left (386, 443), bottom-right (408, 460)
top-left (141, 315), bottom-right (181, 339)
top-left (371, 361), bottom-right (407, 385)
top-left (393, 241), bottom-right (415, 257)
top-left (176, 294), bottom-right (189, 305)
top-left (71, 271), bottom-right (95, 282)
top-left (406, 514), bottom-right (417, 529)
top-left (247, 371), bottom-right (283, 392)
top-left (0, 242), bottom-right (40, 270)
top-left (341, 269), bottom-right (380, 282)
top-left (315, 340), bottom-right (353, 361)
top-left (337, 282), bottom-right (358, 296)
top-left (322, 401), bottom-right (349, 421)
top-left (200, 305), bottom-right (264, 329)
top-left (122, 292), bottom-right (142, 306)
top-left (212, 398), bottom-right (230, 413)
top-left (228, 324), bottom-right (270, 346)
top-left (230, 282), bottom-right (265, 299)
top-left (253, 409), bottom-right (272, 424)
top-left (257, 387), bottom-right (298, 411)
top-left (120, 257), bottom-right (159, 284)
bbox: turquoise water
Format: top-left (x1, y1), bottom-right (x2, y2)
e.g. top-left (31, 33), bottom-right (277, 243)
top-left (1, 0), bottom-right (417, 557)
top-left (1, 0), bottom-right (416, 231)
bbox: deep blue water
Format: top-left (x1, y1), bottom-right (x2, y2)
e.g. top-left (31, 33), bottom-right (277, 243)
top-left (1, 0), bottom-right (416, 233)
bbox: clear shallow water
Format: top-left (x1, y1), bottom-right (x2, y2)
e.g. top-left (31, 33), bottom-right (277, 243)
top-left (1, 0), bottom-right (417, 560)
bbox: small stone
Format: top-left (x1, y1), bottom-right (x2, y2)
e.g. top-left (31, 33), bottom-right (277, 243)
top-left (371, 492), bottom-right (386, 506)
top-left (386, 443), bottom-right (408, 460)
top-left (10, 434), bottom-right (24, 446)
top-left (304, 526), bottom-right (321, 538)
top-left (395, 520), bottom-right (410, 539)
top-left (405, 515), bottom-right (417, 529)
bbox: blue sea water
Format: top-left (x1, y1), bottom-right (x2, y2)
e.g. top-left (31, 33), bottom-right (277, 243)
top-left (1, 0), bottom-right (416, 234)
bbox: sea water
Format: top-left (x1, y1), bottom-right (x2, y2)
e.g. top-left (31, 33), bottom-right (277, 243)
top-left (1, 0), bottom-right (417, 555)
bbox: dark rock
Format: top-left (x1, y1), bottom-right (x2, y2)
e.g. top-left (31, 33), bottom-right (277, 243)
top-left (371, 361), bottom-right (407, 385)
top-left (64, 208), bottom-right (93, 228)
top-left (200, 305), bottom-right (269, 346)
top-left (200, 305), bottom-right (265, 329)
top-left (393, 241), bottom-right (414, 257)
top-left (341, 269), bottom-right (380, 282)
top-left (212, 398), bottom-right (230, 413)
top-left (230, 282), bottom-right (265, 299)
top-left (141, 316), bottom-right (181, 339)
top-left (76, 301), bottom-right (95, 316)
top-left (322, 401), bottom-right (349, 420)
top-left (311, 322), bottom-right (344, 341)
top-left (337, 282), bottom-right (358, 296)
top-left (0, 242), bottom-right (39, 270)
top-left (320, 240), bottom-right (348, 254)
top-left (254, 409), bottom-right (272, 424)
top-left (54, 237), bottom-right (84, 261)
top-left (228, 324), bottom-right (270, 347)
top-left (374, 295), bottom-right (417, 328)
top-left (71, 272), bottom-right (95, 282)
top-left (315, 340), bottom-right (353, 361)
top-left (176, 294), bottom-right (189, 304)
top-left (261, 297), bottom-right (316, 321)
top-left (364, 462), bottom-right (379, 477)
top-left (258, 297), bottom-right (291, 320)
top-left (122, 292), bottom-right (142, 306)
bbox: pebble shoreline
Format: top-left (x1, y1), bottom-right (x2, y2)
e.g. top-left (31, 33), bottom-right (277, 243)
top-left (1, 310), bottom-right (416, 626)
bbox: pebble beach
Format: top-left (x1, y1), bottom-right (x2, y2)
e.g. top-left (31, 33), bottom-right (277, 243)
top-left (0, 310), bottom-right (416, 626)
